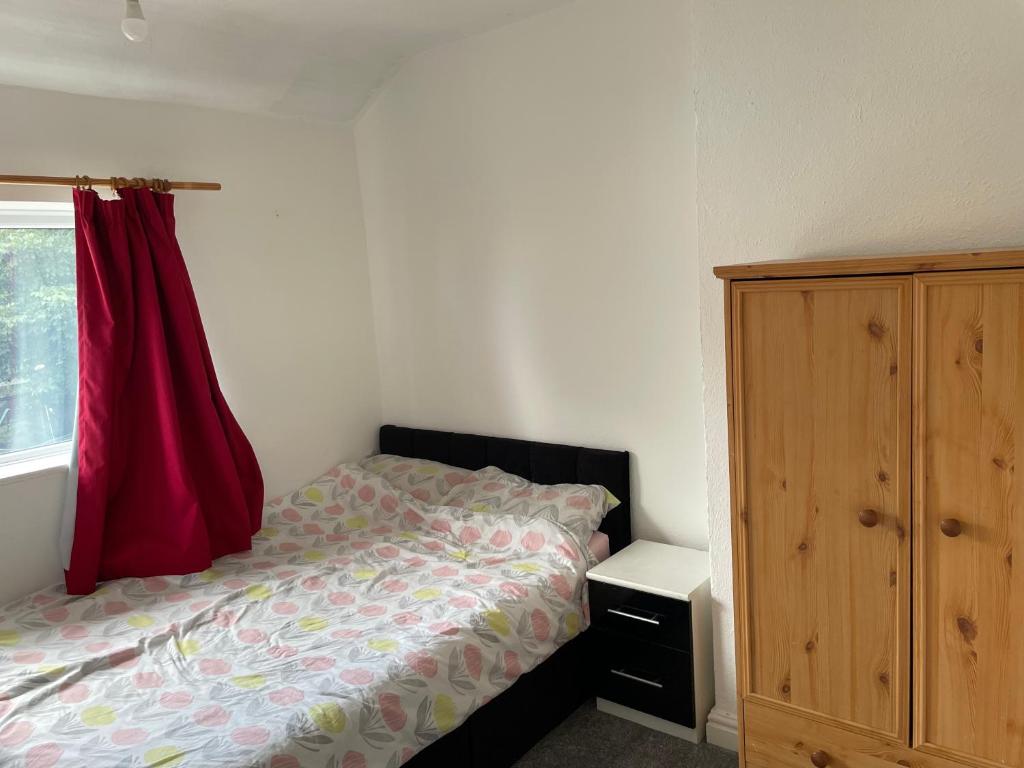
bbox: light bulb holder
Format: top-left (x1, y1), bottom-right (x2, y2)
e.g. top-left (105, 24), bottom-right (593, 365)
top-left (122, 0), bottom-right (148, 42)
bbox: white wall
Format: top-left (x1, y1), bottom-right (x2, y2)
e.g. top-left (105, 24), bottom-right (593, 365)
top-left (695, 0), bottom-right (1024, 737)
top-left (13, 2), bottom-right (1021, 746)
top-left (354, 0), bottom-right (706, 550)
top-left (0, 84), bottom-right (381, 603)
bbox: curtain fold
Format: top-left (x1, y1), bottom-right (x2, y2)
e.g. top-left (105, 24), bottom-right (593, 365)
top-left (64, 188), bottom-right (263, 595)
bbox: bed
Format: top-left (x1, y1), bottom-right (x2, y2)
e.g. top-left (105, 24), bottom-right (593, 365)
top-left (383, 427), bottom-right (631, 768)
top-left (0, 426), bottom-right (630, 768)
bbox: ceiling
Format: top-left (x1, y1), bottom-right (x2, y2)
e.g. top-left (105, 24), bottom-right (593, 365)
top-left (0, 0), bottom-right (573, 122)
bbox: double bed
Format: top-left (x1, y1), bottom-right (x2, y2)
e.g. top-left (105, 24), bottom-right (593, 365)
top-left (0, 426), bottom-right (630, 768)
top-left (385, 427), bottom-right (631, 768)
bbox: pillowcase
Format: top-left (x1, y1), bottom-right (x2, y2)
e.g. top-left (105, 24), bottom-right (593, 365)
top-left (358, 454), bottom-right (474, 504)
top-left (438, 467), bottom-right (620, 544)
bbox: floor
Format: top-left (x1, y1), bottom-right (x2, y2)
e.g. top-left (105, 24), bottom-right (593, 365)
top-left (513, 700), bottom-right (739, 768)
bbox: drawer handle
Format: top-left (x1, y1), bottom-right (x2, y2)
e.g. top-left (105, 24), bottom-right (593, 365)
top-left (610, 669), bottom-right (663, 688)
top-left (608, 607), bottom-right (661, 626)
top-left (810, 750), bottom-right (831, 767)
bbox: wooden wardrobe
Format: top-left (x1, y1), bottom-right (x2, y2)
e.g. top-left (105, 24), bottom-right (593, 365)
top-left (717, 251), bottom-right (1024, 768)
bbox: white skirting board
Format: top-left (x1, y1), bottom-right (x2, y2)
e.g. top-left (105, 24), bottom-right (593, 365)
top-left (705, 706), bottom-right (739, 752)
top-left (597, 698), bottom-right (704, 744)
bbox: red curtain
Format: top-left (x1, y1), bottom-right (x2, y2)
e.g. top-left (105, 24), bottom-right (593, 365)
top-left (65, 188), bottom-right (263, 595)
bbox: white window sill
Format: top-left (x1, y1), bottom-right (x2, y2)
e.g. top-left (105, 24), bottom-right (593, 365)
top-left (0, 451), bottom-right (70, 486)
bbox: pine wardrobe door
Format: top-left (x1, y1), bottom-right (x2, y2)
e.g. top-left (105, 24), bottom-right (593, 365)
top-left (731, 277), bottom-right (911, 740)
top-left (915, 271), bottom-right (1024, 767)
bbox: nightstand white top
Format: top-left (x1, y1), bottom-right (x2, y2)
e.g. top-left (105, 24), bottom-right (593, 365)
top-left (587, 540), bottom-right (710, 602)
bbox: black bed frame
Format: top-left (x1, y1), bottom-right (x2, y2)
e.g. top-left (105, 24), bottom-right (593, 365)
top-left (380, 425), bottom-right (632, 768)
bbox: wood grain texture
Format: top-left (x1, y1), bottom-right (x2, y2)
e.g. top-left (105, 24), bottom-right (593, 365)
top-left (713, 249), bottom-right (1024, 281)
top-left (0, 173), bottom-right (221, 191)
top-left (723, 277), bottom-right (749, 768)
top-left (744, 698), bottom-right (969, 768)
top-left (732, 277), bottom-right (911, 739)
top-left (915, 271), bottom-right (1024, 767)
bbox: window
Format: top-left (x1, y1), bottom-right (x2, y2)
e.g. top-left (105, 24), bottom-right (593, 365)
top-left (0, 202), bottom-right (76, 465)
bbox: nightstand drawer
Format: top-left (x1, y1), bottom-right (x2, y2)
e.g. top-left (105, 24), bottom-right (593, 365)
top-left (590, 580), bottom-right (691, 651)
top-left (592, 628), bottom-right (696, 727)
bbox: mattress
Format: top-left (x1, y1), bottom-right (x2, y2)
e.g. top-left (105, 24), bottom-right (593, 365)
top-left (588, 531), bottom-right (611, 563)
top-left (0, 463), bottom-right (594, 767)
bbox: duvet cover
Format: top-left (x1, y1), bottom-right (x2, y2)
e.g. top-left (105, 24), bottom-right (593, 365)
top-left (0, 463), bottom-right (593, 768)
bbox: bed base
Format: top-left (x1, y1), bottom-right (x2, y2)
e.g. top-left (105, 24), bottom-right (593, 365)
top-left (406, 633), bottom-right (592, 768)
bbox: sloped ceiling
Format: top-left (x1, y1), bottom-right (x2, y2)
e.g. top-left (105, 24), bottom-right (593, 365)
top-left (0, 0), bottom-right (573, 122)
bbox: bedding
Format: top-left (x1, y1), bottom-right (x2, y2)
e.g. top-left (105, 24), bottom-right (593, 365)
top-left (438, 468), bottom-right (619, 547)
top-left (357, 455), bottom-right (474, 504)
top-left (0, 464), bottom-right (591, 768)
top-left (587, 531), bottom-right (611, 563)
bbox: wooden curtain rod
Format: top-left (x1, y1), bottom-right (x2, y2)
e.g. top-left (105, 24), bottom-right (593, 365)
top-left (0, 174), bottom-right (221, 192)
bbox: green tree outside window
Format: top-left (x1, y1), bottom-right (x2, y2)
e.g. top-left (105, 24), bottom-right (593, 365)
top-left (0, 228), bottom-right (77, 454)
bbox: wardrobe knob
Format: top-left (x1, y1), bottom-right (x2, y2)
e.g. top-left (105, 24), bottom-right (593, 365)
top-left (858, 509), bottom-right (879, 528)
top-left (810, 750), bottom-right (831, 767)
top-left (940, 518), bottom-right (962, 538)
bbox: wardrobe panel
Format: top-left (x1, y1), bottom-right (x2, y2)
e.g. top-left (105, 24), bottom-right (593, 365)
top-left (916, 271), bottom-right (1024, 766)
top-left (733, 277), bottom-right (911, 739)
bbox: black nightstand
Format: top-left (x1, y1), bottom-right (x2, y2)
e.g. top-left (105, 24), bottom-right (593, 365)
top-left (586, 540), bottom-right (713, 743)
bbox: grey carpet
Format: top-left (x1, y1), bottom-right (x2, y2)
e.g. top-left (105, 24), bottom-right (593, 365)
top-left (513, 700), bottom-right (739, 768)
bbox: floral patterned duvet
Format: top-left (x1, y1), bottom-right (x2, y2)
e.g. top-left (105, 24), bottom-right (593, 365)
top-left (0, 463), bottom-right (593, 768)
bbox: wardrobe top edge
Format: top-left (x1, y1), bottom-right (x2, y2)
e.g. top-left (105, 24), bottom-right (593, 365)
top-left (713, 249), bottom-right (1024, 280)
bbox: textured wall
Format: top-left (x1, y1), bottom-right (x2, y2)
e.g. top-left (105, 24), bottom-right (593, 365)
top-left (355, 0), bottom-right (706, 549)
top-left (695, 0), bottom-right (1024, 730)
top-left (0, 84), bottom-right (381, 603)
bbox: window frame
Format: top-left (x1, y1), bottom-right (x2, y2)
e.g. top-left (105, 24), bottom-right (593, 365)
top-left (0, 200), bottom-right (76, 471)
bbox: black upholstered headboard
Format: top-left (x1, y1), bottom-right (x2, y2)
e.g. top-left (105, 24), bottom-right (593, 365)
top-left (378, 425), bottom-right (631, 555)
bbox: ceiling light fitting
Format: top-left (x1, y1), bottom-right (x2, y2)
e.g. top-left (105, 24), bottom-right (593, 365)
top-left (122, 0), bottom-right (148, 42)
